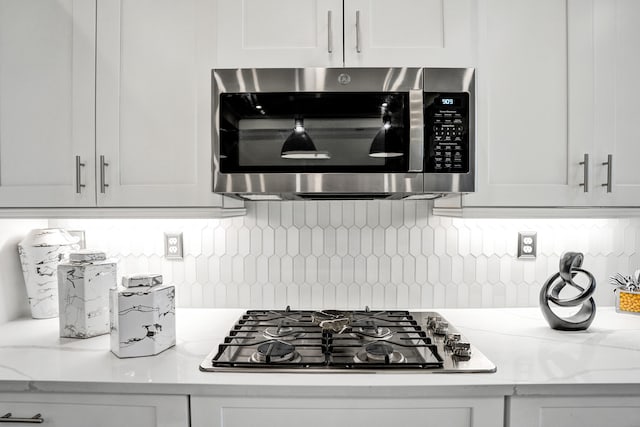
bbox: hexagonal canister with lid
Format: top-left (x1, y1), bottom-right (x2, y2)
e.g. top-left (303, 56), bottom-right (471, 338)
top-left (110, 274), bottom-right (176, 358)
top-left (57, 250), bottom-right (117, 338)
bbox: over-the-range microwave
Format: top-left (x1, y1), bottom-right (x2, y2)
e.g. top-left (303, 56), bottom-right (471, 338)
top-left (212, 67), bottom-right (475, 201)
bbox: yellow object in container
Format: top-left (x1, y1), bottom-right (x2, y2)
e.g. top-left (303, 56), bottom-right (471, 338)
top-left (616, 289), bottom-right (640, 314)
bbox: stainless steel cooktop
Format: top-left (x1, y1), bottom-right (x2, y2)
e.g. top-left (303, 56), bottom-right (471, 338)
top-left (200, 308), bottom-right (496, 373)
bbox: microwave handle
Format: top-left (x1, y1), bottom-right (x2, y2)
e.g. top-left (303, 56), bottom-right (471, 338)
top-left (408, 89), bottom-right (424, 172)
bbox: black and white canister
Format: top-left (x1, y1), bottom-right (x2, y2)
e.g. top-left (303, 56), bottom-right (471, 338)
top-left (110, 274), bottom-right (176, 358)
top-left (57, 250), bottom-right (117, 338)
top-left (18, 229), bottom-right (80, 319)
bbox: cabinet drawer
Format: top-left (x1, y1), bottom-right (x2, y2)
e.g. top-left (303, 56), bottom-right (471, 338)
top-left (0, 393), bottom-right (188, 427)
top-left (509, 395), bottom-right (640, 427)
top-left (192, 395), bottom-right (503, 427)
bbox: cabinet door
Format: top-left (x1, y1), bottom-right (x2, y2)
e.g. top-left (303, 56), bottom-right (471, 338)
top-left (0, 0), bottom-right (96, 207)
top-left (591, 0), bottom-right (640, 206)
top-left (215, 0), bottom-right (344, 68)
top-left (509, 395), bottom-right (640, 427)
top-left (96, 0), bottom-right (223, 207)
top-left (343, 0), bottom-right (475, 67)
top-left (191, 396), bottom-right (504, 427)
top-left (461, 0), bottom-right (591, 207)
top-left (0, 392), bottom-right (188, 427)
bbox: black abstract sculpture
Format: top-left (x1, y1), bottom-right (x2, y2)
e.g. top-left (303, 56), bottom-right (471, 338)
top-left (539, 252), bottom-right (596, 331)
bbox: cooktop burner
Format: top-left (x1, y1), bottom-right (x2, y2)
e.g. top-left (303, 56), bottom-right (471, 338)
top-left (354, 342), bottom-right (406, 364)
top-left (199, 307), bottom-right (496, 373)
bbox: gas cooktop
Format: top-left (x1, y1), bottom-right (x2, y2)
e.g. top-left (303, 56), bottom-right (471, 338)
top-left (199, 308), bottom-right (496, 373)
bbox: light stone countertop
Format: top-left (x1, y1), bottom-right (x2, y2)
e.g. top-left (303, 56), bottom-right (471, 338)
top-left (0, 307), bottom-right (639, 398)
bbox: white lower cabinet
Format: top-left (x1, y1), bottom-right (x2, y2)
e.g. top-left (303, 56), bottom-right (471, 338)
top-left (0, 393), bottom-right (188, 427)
top-left (508, 395), bottom-right (640, 427)
top-left (191, 396), bottom-right (504, 427)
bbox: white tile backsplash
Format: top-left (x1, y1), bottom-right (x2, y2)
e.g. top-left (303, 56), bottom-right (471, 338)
top-left (47, 203), bottom-right (640, 309)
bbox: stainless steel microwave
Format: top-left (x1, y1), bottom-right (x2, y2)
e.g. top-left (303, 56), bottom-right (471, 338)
top-left (212, 67), bottom-right (475, 200)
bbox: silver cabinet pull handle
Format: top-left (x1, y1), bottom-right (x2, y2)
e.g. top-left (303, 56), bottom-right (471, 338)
top-left (0, 413), bottom-right (44, 423)
top-left (355, 10), bottom-right (361, 53)
top-left (579, 153), bottom-right (589, 192)
top-left (602, 154), bottom-right (613, 193)
top-left (99, 155), bottom-right (109, 193)
top-left (75, 155), bottom-right (86, 194)
top-left (327, 10), bottom-right (333, 53)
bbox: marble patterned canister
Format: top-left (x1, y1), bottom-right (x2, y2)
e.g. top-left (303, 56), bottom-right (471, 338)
top-left (110, 276), bottom-right (175, 358)
top-left (18, 229), bottom-right (80, 319)
top-left (57, 250), bottom-right (117, 338)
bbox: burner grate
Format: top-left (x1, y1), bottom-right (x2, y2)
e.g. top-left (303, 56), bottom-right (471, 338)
top-left (209, 309), bottom-right (445, 370)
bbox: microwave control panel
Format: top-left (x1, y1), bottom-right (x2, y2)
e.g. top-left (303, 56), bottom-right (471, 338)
top-left (424, 92), bottom-right (469, 173)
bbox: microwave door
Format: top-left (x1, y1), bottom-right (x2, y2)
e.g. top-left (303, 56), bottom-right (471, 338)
top-left (217, 92), bottom-right (414, 175)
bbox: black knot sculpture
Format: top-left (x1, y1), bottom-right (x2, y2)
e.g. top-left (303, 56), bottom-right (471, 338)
top-left (539, 252), bottom-right (596, 331)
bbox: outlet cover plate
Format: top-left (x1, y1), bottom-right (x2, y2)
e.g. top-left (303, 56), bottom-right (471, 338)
top-left (164, 232), bottom-right (183, 260)
top-left (518, 231), bottom-right (537, 259)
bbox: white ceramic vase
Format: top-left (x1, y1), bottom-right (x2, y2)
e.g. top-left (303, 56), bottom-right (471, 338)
top-left (18, 229), bottom-right (80, 319)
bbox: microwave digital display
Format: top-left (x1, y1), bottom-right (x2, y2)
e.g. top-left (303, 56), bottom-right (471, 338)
top-left (438, 97), bottom-right (462, 107)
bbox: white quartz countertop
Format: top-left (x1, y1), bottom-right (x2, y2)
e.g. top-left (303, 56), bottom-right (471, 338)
top-left (1, 307), bottom-right (640, 397)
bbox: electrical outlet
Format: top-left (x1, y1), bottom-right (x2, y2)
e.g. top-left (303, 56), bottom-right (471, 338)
top-left (517, 232), bottom-right (537, 259)
top-left (164, 232), bottom-right (183, 260)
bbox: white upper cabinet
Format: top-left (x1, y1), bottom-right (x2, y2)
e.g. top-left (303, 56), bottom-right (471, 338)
top-left (214, 0), bottom-right (475, 68)
top-left (0, 0), bottom-right (96, 207)
top-left (215, 0), bottom-right (344, 68)
top-left (437, 0), bottom-right (640, 212)
top-left (443, 0), bottom-right (592, 209)
top-left (96, 0), bottom-right (223, 207)
top-left (343, 0), bottom-right (475, 67)
top-left (590, 0), bottom-right (640, 206)
top-left (0, 0), bottom-right (235, 210)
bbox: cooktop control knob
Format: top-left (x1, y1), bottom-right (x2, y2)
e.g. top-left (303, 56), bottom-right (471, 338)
top-left (452, 342), bottom-right (472, 359)
top-left (426, 315), bottom-right (441, 330)
top-left (445, 333), bottom-right (461, 348)
top-left (433, 320), bottom-right (449, 335)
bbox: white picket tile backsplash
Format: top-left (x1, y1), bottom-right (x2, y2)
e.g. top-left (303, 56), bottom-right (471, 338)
top-left (49, 201), bottom-right (640, 309)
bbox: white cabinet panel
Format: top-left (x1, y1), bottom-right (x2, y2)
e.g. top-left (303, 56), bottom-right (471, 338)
top-left (592, 0), bottom-right (640, 205)
top-left (215, 0), bottom-right (475, 68)
top-left (0, 392), bottom-right (188, 427)
top-left (0, 0), bottom-right (235, 210)
top-left (344, 0), bottom-right (475, 67)
top-left (191, 396), bottom-right (504, 427)
top-left (439, 0), bottom-right (640, 212)
top-left (96, 0), bottom-right (223, 207)
top-left (0, 0), bottom-right (95, 207)
top-left (456, 0), bottom-right (591, 208)
top-left (509, 395), bottom-right (640, 427)
top-left (215, 0), bottom-right (344, 68)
